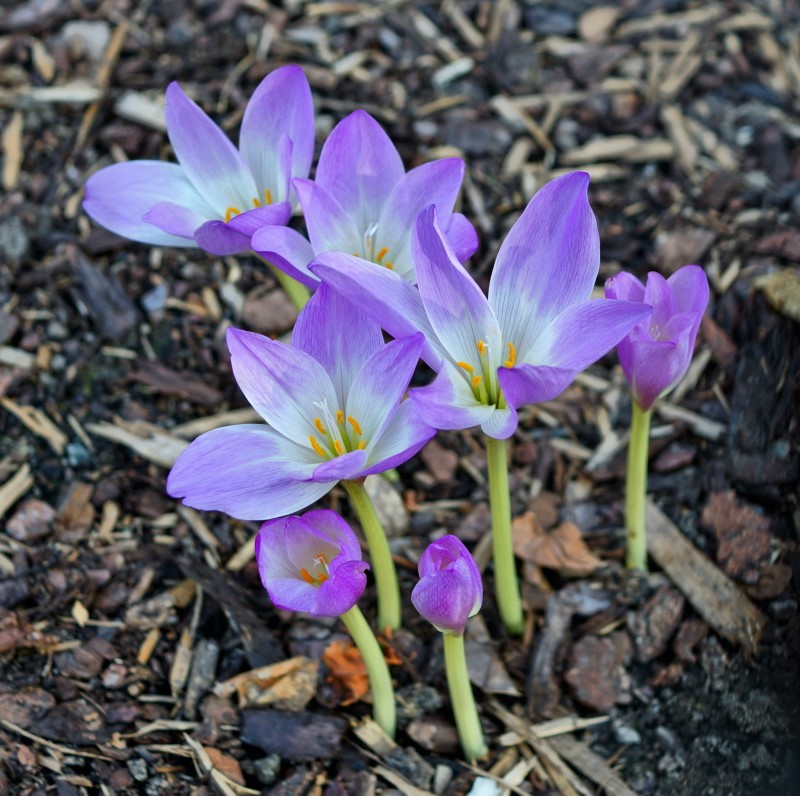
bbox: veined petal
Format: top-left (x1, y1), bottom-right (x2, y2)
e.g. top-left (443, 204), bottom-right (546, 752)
top-left (301, 510), bottom-right (364, 569)
top-left (240, 65), bottom-right (314, 200)
top-left (410, 364), bottom-right (499, 432)
top-left (225, 202), bottom-right (292, 236)
top-left (360, 400), bottom-right (436, 477)
top-left (625, 338), bottom-right (684, 410)
top-left (293, 179), bottom-right (362, 255)
top-left (251, 225), bottom-right (318, 289)
top-left (266, 577), bottom-right (317, 613)
top-left (667, 265), bottom-right (709, 322)
top-left (530, 298), bottom-right (651, 372)
top-left (194, 221), bottom-right (251, 255)
top-left (165, 82), bottom-right (257, 208)
top-left (292, 283), bottom-right (383, 407)
top-left (643, 272), bottom-right (675, 333)
top-left (442, 212), bottom-right (479, 263)
top-left (346, 333), bottom-right (424, 442)
top-left (83, 161), bottom-right (214, 247)
top-left (312, 560), bottom-right (369, 616)
top-left (310, 450), bottom-right (369, 482)
top-left (414, 205), bottom-right (502, 370)
top-left (310, 252), bottom-right (445, 369)
top-left (488, 172), bottom-right (600, 361)
top-left (314, 110), bottom-right (404, 232)
top-left (497, 364), bottom-right (577, 407)
top-left (376, 158), bottom-right (467, 265)
top-left (226, 328), bottom-right (339, 446)
top-left (605, 270), bottom-right (645, 302)
top-left (282, 514), bottom-right (344, 571)
top-left (166, 424), bottom-right (328, 520)
top-left (142, 201), bottom-right (207, 239)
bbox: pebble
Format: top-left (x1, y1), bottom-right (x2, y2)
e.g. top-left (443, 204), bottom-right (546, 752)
top-left (524, 6), bottom-right (577, 35)
top-left (0, 216), bottom-right (29, 262)
top-left (613, 721), bottom-right (642, 745)
top-left (7, 500), bottom-right (56, 542)
top-left (127, 759), bottom-right (149, 782)
top-left (254, 754), bottom-right (281, 786)
top-left (66, 443), bottom-right (92, 468)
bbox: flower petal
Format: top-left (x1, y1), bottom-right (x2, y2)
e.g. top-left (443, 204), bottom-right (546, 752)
top-left (291, 283), bottom-right (384, 407)
top-left (312, 559), bottom-right (369, 617)
top-left (225, 202), bottom-right (292, 237)
top-left (488, 172), bottom-right (600, 361)
top-left (282, 514), bottom-right (344, 571)
top-left (531, 299), bottom-right (651, 372)
top-left (83, 161), bottom-right (213, 246)
top-left (667, 264), bottom-right (709, 322)
top-left (314, 110), bottom-right (404, 231)
top-left (310, 450), bottom-right (370, 482)
top-left (604, 270), bottom-right (645, 302)
top-left (142, 201), bottom-right (207, 238)
top-left (442, 212), bottom-right (479, 263)
top-left (266, 577), bottom-right (317, 612)
top-left (644, 272), bottom-right (675, 332)
top-left (414, 205), bottom-right (502, 370)
top-left (359, 400), bottom-right (436, 477)
top-left (497, 364), bottom-right (577, 407)
top-left (166, 425), bottom-right (328, 520)
top-left (193, 221), bottom-right (251, 255)
top-left (310, 252), bottom-right (444, 369)
top-left (625, 338), bottom-right (684, 410)
top-left (251, 226), bottom-right (318, 289)
top-left (293, 178), bottom-right (362, 255)
top-left (346, 333), bottom-right (424, 442)
top-left (165, 82), bottom-right (257, 208)
top-left (226, 328), bottom-right (339, 446)
top-left (240, 65), bottom-right (314, 201)
top-left (301, 509), bottom-right (364, 570)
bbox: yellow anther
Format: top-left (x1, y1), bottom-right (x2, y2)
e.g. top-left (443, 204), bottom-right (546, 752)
top-left (375, 247), bottom-right (389, 263)
top-left (357, 440), bottom-right (366, 450)
top-left (347, 416), bottom-right (363, 436)
top-left (336, 409), bottom-right (345, 425)
top-left (309, 435), bottom-right (326, 458)
top-left (317, 572), bottom-right (328, 583)
top-left (314, 417), bottom-right (327, 435)
top-left (456, 361), bottom-right (474, 374)
top-left (471, 375), bottom-right (483, 389)
top-left (252, 196), bottom-right (261, 207)
top-left (264, 188), bottom-right (273, 205)
top-left (504, 342), bottom-right (517, 369)
top-left (299, 568), bottom-right (315, 584)
top-left (384, 260), bottom-right (394, 270)
top-left (477, 339), bottom-right (487, 355)
top-left (224, 206), bottom-right (241, 222)
top-left (334, 440), bottom-right (345, 456)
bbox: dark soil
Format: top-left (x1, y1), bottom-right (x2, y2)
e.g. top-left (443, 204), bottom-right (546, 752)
top-left (0, 1), bottom-right (799, 794)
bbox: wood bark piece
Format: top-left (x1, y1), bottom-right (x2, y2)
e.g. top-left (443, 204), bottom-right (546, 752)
top-left (548, 735), bottom-right (638, 796)
top-left (0, 464), bottom-right (33, 521)
top-left (645, 500), bottom-right (766, 654)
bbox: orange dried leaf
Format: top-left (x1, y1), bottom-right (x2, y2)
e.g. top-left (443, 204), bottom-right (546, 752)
top-left (322, 639), bottom-right (369, 706)
top-left (512, 512), bottom-right (602, 576)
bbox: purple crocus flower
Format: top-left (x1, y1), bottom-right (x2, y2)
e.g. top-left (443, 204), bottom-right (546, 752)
top-left (255, 510), bottom-right (369, 617)
top-left (250, 110), bottom-right (477, 289)
top-left (411, 535), bottom-right (482, 636)
top-left (604, 265), bottom-right (709, 410)
top-left (312, 172), bottom-right (651, 438)
top-left (166, 284), bottom-right (434, 519)
top-left (83, 65), bottom-right (314, 256)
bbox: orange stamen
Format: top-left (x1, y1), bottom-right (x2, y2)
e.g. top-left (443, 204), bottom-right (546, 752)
top-left (504, 342), bottom-right (516, 369)
top-left (456, 361), bottom-right (474, 374)
top-left (314, 418), bottom-right (327, 435)
top-left (347, 416), bottom-right (363, 436)
top-left (264, 188), bottom-right (272, 205)
top-left (317, 572), bottom-right (328, 583)
top-left (309, 435), bottom-right (326, 457)
top-left (471, 375), bottom-right (483, 389)
top-left (336, 410), bottom-right (345, 425)
top-left (357, 440), bottom-right (366, 450)
top-left (334, 440), bottom-right (344, 456)
top-left (477, 339), bottom-right (487, 355)
top-left (252, 196), bottom-right (261, 207)
top-left (224, 206), bottom-right (241, 222)
top-left (299, 568), bottom-right (315, 584)
top-left (375, 247), bottom-right (389, 263)
top-left (384, 260), bottom-right (393, 270)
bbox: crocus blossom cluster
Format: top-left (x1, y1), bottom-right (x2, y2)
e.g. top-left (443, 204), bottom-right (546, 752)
top-left (604, 265), bottom-right (709, 409)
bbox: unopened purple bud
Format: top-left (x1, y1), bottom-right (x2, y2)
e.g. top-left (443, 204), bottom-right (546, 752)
top-left (605, 265), bottom-right (709, 410)
top-left (411, 535), bottom-right (482, 636)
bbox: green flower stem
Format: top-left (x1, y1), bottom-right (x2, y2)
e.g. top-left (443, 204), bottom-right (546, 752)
top-left (486, 436), bottom-right (524, 635)
top-left (255, 255), bottom-right (310, 311)
top-left (340, 604), bottom-right (396, 738)
top-left (342, 480), bottom-right (401, 632)
top-left (625, 402), bottom-right (652, 571)
top-left (443, 632), bottom-right (487, 762)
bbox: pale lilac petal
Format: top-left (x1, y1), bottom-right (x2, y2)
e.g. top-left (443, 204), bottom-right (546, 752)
top-left (604, 271), bottom-right (645, 303)
top-left (667, 265), bottom-right (709, 325)
top-left (282, 515), bottom-right (344, 571)
top-left (346, 334), bottom-right (424, 442)
top-left (497, 364), bottom-right (576, 407)
top-left (291, 283), bottom-right (383, 407)
top-left (166, 425), bottom-right (328, 520)
top-left (193, 221), bottom-right (251, 255)
top-left (310, 450), bottom-right (369, 482)
top-left (83, 161), bottom-right (214, 246)
top-left (488, 172), bottom-right (600, 361)
top-left (644, 272), bottom-right (675, 332)
top-left (413, 205), bottom-right (501, 370)
top-left (293, 179), bottom-right (361, 255)
top-left (410, 365), bottom-right (498, 432)
top-left (359, 401), bottom-right (436, 477)
top-left (442, 212), bottom-right (479, 262)
top-left (314, 110), bottom-right (404, 232)
top-left (310, 252), bottom-right (444, 369)
top-left (479, 404), bottom-right (518, 439)
top-left (240, 65), bottom-right (314, 200)
top-left (376, 159), bottom-right (467, 266)
top-left (267, 577), bottom-right (317, 612)
top-left (165, 82), bottom-right (257, 207)
top-left (532, 299), bottom-right (651, 372)
top-left (251, 226), bottom-right (318, 289)
top-left (312, 560), bottom-right (369, 616)
top-left (226, 328), bottom-right (338, 446)
top-left (301, 510), bottom-right (364, 568)
top-left (142, 201), bottom-right (207, 238)
top-left (624, 338), bottom-right (684, 410)
top-left (225, 202), bottom-right (292, 237)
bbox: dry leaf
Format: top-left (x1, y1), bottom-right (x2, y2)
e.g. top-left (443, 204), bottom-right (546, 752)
top-left (0, 613), bottom-right (60, 655)
top-left (512, 512), bottom-right (602, 576)
top-left (322, 640), bottom-right (370, 706)
top-left (214, 657), bottom-right (319, 711)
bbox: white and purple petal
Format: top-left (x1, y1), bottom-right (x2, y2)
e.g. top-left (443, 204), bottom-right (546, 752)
top-left (293, 179), bottom-right (362, 255)
top-left (251, 226), bottom-right (318, 289)
top-left (359, 401), bottom-right (436, 477)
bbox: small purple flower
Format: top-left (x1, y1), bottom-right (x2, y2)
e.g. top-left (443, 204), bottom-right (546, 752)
top-left (604, 265), bottom-right (709, 410)
top-left (83, 65), bottom-right (314, 256)
top-left (312, 172), bottom-right (651, 438)
top-left (411, 535), bottom-right (483, 636)
top-left (166, 284), bottom-right (434, 520)
top-left (255, 510), bottom-right (369, 617)
top-left (250, 110), bottom-right (477, 289)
